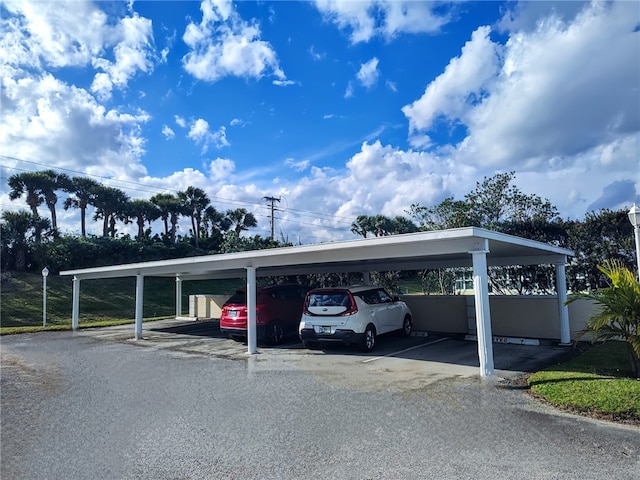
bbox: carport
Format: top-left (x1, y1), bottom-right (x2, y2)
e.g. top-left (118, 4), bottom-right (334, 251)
top-left (60, 227), bottom-right (574, 377)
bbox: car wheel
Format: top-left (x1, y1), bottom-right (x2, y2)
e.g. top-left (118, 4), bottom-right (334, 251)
top-left (361, 324), bottom-right (376, 352)
top-left (302, 340), bottom-right (320, 350)
top-left (265, 321), bottom-right (286, 345)
top-left (401, 315), bottom-right (412, 337)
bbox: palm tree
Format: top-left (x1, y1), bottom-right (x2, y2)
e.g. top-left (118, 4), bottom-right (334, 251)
top-left (202, 206), bottom-right (231, 238)
top-left (0, 210), bottom-right (49, 271)
top-left (63, 176), bottom-right (100, 237)
top-left (129, 199), bottom-right (161, 241)
top-left (8, 172), bottom-right (45, 217)
top-left (92, 186), bottom-right (130, 237)
top-left (351, 215), bottom-right (373, 238)
top-left (568, 259), bottom-right (640, 377)
top-left (178, 187), bottom-right (210, 249)
top-left (226, 208), bottom-right (257, 235)
top-left (36, 169), bottom-right (70, 234)
top-left (150, 193), bottom-right (184, 242)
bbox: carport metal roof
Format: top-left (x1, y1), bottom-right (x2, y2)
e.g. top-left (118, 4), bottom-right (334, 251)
top-left (61, 227), bottom-right (572, 280)
top-left (60, 227), bottom-right (574, 378)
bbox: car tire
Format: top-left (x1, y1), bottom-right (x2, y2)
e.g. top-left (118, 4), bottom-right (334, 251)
top-left (264, 321), bottom-right (286, 345)
top-left (401, 315), bottom-right (412, 337)
top-left (302, 340), bottom-right (321, 350)
top-left (361, 324), bottom-right (376, 352)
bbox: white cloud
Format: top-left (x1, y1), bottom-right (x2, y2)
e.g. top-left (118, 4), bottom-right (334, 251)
top-left (188, 118), bottom-right (230, 152)
top-left (458, 2), bottom-right (639, 170)
top-left (401, 1), bottom-right (639, 218)
top-left (90, 13), bottom-right (156, 100)
top-left (356, 57), bottom-right (379, 88)
top-left (1, 0), bottom-right (157, 100)
top-left (175, 115), bottom-right (187, 128)
top-left (273, 79), bottom-right (298, 87)
top-left (182, 0), bottom-right (286, 83)
top-left (344, 81), bottom-right (354, 99)
top-left (285, 158), bottom-right (311, 172)
top-left (313, 0), bottom-right (451, 43)
top-left (0, 73), bottom-right (150, 179)
top-left (402, 26), bottom-right (500, 138)
top-left (162, 125), bottom-right (175, 139)
top-left (208, 157), bottom-right (236, 181)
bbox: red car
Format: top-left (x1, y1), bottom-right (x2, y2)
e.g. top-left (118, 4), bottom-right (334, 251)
top-left (220, 284), bottom-right (310, 345)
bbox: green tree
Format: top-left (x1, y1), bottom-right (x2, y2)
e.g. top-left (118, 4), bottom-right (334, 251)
top-left (178, 187), bottom-right (210, 249)
top-left (565, 209), bottom-right (635, 291)
top-left (63, 176), bottom-right (100, 237)
top-left (8, 171), bottom-right (45, 217)
top-left (36, 169), bottom-right (70, 234)
top-left (351, 215), bottom-right (373, 238)
top-left (568, 259), bottom-right (640, 378)
top-left (408, 197), bottom-right (472, 231)
top-left (92, 186), bottom-right (130, 237)
top-left (464, 171), bottom-right (559, 230)
top-left (0, 210), bottom-right (50, 271)
top-left (129, 199), bottom-right (161, 241)
top-left (150, 193), bottom-right (185, 242)
top-left (226, 208), bottom-right (257, 235)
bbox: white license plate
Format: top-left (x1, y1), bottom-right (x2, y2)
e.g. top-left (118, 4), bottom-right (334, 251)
top-left (228, 310), bottom-right (238, 317)
top-left (316, 326), bottom-right (332, 334)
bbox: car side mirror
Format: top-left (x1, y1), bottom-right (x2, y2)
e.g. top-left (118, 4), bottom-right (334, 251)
top-left (392, 296), bottom-right (400, 302)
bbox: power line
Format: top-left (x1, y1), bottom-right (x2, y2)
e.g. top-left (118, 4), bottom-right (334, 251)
top-left (1, 154), bottom-right (358, 236)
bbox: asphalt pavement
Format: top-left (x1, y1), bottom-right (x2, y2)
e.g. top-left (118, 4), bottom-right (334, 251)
top-left (1, 322), bottom-right (638, 479)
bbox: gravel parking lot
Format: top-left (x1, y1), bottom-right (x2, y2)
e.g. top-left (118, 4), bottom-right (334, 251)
top-left (2, 320), bottom-right (639, 479)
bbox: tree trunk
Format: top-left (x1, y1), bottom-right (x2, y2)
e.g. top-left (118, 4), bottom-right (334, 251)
top-left (629, 344), bottom-right (640, 379)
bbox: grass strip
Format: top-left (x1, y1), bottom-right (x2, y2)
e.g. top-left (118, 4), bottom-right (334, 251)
top-left (528, 341), bottom-right (640, 423)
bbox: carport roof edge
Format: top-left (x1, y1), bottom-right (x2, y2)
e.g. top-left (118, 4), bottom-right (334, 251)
top-left (59, 227), bottom-right (574, 281)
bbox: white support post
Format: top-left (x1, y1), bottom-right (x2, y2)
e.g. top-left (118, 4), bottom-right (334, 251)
top-left (470, 243), bottom-right (494, 377)
top-left (362, 271), bottom-right (371, 286)
top-left (555, 260), bottom-right (571, 345)
top-left (246, 266), bottom-right (257, 354)
top-left (175, 276), bottom-right (182, 318)
top-left (72, 276), bottom-right (80, 331)
top-left (135, 274), bottom-right (144, 340)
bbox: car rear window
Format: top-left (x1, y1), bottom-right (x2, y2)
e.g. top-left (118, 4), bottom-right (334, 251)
top-left (307, 291), bottom-right (350, 307)
top-left (225, 291), bottom-right (247, 305)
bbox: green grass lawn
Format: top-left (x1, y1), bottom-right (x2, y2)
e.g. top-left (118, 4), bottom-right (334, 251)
top-left (528, 341), bottom-right (640, 423)
top-left (1, 271), bottom-right (243, 333)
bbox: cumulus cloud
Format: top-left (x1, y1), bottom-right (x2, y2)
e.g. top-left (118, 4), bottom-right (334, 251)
top-left (188, 118), bottom-right (230, 152)
top-left (162, 125), bottom-right (175, 139)
top-left (356, 57), bottom-right (379, 88)
top-left (0, 73), bottom-right (150, 178)
top-left (208, 157), bottom-right (236, 181)
top-left (402, 26), bottom-right (500, 140)
top-left (404, 2), bottom-right (639, 171)
top-left (1, 0), bottom-right (157, 100)
top-left (182, 0), bottom-right (286, 83)
top-left (313, 0), bottom-right (451, 43)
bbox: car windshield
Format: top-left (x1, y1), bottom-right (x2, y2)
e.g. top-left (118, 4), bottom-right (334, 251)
top-left (308, 292), bottom-right (350, 307)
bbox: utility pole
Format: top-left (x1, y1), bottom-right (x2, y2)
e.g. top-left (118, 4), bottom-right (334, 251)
top-left (263, 196), bottom-right (281, 240)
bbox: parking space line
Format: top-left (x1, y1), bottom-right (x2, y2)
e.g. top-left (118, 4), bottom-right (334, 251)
top-left (362, 337), bottom-right (450, 363)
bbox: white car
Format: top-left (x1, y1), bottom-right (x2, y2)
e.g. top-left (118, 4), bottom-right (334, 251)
top-left (299, 286), bottom-right (413, 352)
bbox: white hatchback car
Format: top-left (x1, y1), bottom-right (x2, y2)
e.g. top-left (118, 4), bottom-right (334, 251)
top-left (299, 286), bottom-right (413, 352)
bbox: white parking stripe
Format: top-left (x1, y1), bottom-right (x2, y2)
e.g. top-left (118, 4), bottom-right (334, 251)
top-left (362, 337), bottom-right (450, 363)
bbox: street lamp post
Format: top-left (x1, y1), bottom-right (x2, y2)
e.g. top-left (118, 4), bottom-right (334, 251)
top-left (628, 204), bottom-right (640, 283)
top-left (42, 267), bottom-right (49, 327)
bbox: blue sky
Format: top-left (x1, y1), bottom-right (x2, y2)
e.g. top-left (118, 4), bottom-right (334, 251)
top-left (1, 0), bottom-right (639, 244)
